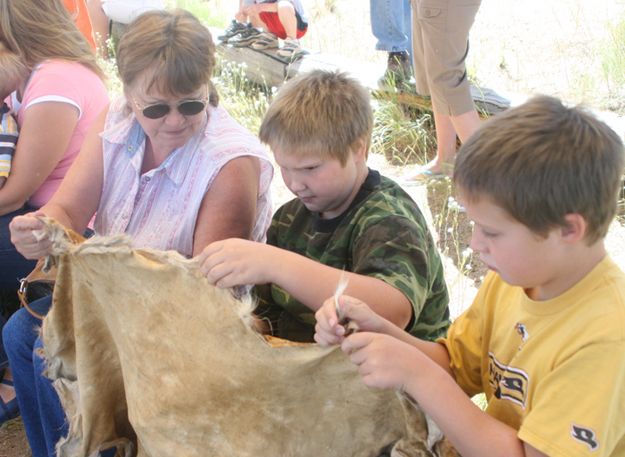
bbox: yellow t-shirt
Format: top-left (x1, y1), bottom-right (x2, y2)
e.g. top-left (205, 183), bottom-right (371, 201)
top-left (440, 256), bottom-right (625, 456)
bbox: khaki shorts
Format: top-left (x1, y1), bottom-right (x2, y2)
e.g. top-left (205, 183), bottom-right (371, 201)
top-left (410, 0), bottom-right (481, 116)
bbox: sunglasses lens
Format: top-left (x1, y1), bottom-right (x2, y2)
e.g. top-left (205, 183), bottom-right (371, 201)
top-left (178, 100), bottom-right (206, 116)
top-left (142, 104), bottom-right (170, 119)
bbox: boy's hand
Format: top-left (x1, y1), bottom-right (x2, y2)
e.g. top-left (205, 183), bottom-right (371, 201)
top-left (314, 295), bottom-right (388, 346)
top-left (197, 238), bottom-right (276, 288)
top-left (341, 332), bottom-right (421, 391)
top-left (9, 213), bottom-right (53, 259)
top-left (0, 176), bottom-right (6, 189)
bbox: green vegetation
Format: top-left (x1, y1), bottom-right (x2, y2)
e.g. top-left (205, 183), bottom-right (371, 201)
top-left (167, 0), bottom-right (227, 27)
top-left (600, 17), bottom-right (625, 111)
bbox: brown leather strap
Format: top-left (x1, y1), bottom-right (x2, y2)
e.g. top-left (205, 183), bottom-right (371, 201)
top-left (17, 258), bottom-right (57, 320)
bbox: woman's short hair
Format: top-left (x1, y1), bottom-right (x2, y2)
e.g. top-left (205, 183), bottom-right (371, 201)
top-left (116, 9), bottom-right (218, 106)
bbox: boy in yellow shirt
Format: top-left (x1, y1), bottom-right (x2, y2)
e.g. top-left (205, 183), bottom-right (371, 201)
top-left (315, 95), bottom-right (625, 457)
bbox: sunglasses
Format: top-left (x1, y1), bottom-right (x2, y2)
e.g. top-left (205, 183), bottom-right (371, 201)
top-left (133, 94), bottom-right (208, 120)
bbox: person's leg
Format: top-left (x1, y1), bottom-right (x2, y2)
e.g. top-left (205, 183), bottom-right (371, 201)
top-left (87, 0), bottom-right (110, 59)
top-left (234, 0), bottom-right (247, 22)
top-left (0, 363), bottom-right (18, 425)
top-left (424, 109), bottom-right (481, 174)
top-left (33, 337), bottom-right (69, 457)
top-left (372, 0), bottom-right (413, 85)
top-left (3, 297), bottom-right (53, 457)
top-left (276, 0), bottom-right (297, 39)
top-left (0, 205), bottom-right (38, 290)
top-left (407, 0), bottom-right (481, 177)
top-left (370, 0), bottom-right (410, 52)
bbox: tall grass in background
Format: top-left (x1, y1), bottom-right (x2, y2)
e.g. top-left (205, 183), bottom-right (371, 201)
top-left (600, 18), bottom-right (625, 111)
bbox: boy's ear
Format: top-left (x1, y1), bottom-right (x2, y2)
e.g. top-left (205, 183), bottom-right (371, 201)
top-left (560, 213), bottom-right (587, 243)
top-left (352, 138), bottom-right (368, 162)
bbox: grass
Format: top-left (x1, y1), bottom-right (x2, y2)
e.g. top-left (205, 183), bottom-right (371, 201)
top-left (371, 96), bottom-right (435, 166)
top-left (600, 17), bottom-right (625, 110)
top-left (213, 61), bottom-right (272, 135)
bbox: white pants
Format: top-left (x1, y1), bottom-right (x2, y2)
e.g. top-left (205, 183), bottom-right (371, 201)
top-left (102, 0), bottom-right (165, 24)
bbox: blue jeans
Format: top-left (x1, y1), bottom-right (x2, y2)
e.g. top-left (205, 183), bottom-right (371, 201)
top-left (370, 0), bottom-right (412, 54)
top-left (0, 204), bottom-right (38, 369)
top-left (0, 204), bottom-right (38, 290)
top-left (3, 296), bottom-right (67, 457)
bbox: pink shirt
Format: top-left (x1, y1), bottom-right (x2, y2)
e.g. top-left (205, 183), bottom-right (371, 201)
top-left (95, 98), bottom-right (274, 257)
top-left (12, 60), bottom-right (108, 207)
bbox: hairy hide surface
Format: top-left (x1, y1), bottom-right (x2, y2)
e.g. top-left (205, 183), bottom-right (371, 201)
top-left (37, 219), bottom-right (457, 457)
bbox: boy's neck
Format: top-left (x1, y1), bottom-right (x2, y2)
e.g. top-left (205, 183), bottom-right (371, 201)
top-left (526, 241), bottom-right (606, 301)
top-left (319, 164), bottom-right (369, 220)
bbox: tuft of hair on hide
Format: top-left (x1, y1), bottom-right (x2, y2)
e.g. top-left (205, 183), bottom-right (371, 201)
top-left (233, 286), bottom-right (258, 330)
top-left (333, 272), bottom-right (359, 335)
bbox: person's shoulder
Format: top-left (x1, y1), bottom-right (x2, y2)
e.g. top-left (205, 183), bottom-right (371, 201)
top-left (585, 256), bottom-right (625, 325)
top-left (351, 171), bottom-right (426, 226)
top-left (205, 105), bottom-right (265, 151)
top-left (272, 197), bottom-right (305, 222)
top-left (26, 60), bottom-right (106, 101)
top-left (35, 59), bottom-right (101, 80)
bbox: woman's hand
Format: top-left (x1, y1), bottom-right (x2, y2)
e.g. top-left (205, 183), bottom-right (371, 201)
top-left (9, 213), bottom-right (53, 259)
top-left (314, 295), bottom-right (390, 346)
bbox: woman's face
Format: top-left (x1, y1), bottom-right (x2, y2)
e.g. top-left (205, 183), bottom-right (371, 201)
top-left (127, 73), bottom-right (208, 154)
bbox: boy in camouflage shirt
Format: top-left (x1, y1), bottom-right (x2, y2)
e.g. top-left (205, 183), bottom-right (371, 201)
top-left (198, 70), bottom-right (449, 342)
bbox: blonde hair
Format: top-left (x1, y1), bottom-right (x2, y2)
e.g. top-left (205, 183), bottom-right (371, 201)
top-left (0, 41), bottom-right (27, 97)
top-left (0, 0), bottom-right (102, 78)
top-left (116, 9), bottom-right (219, 106)
top-left (259, 70), bottom-right (372, 165)
top-left (454, 95), bottom-right (625, 244)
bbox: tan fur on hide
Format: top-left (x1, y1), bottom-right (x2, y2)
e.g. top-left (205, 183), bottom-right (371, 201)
top-left (38, 219), bottom-right (458, 457)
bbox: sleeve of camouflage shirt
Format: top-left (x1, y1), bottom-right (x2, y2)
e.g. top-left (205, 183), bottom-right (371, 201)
top-left (251, 211), bottom-right (284, 335)
top-left (350, 211), bottom-right (449, 340)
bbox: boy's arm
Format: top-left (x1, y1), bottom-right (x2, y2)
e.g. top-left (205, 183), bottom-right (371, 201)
top-left (198, 239), bottom-right (413, 329)
top-left (315, 294), bottom-right (452, 372)
top-left (343, 332), bottom-right (545, 457)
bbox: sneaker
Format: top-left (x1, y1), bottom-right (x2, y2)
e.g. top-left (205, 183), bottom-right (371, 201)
top-left (276, 38), bottom-right (307, 60)
top-left (250, 31), bottom-right (279, 50)
top-left (229, 24), bottom-right (261, 47)
top-left (218, 20), bottom-right (248, 43)
top-left (378, 51), bottom-right (412, 89)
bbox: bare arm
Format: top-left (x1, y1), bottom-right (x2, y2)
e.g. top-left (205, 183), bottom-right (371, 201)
top-left (315, 294), bottom-right (450, 371)
top-left (0, 101), bottom-right (79, 215)
top-left (272, 252), bottom-right (412, 328)
top-left (191, 155), bottom-right (260, 255)
top-left (9, 107), bottom-right (107, 259)
top-left (198, 243), bottom-right (412, 329)
top-left (343, 332), bottom-right (546, 457)
top-left (38, 107), bottom-right (107, 232)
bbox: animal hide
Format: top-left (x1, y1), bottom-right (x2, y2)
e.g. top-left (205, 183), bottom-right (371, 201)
top-left (36, 219), bottom-right (459, 457)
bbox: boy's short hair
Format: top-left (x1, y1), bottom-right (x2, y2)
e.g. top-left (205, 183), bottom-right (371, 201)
top-left (0, 41), bottom-right (27, 97)
top-left (454, 95), bottom-right (625, 244)
top-left (259, 70), bottom-right (372, 165)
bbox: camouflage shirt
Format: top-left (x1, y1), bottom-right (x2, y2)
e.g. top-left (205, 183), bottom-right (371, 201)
top-left (255, 169), bottom-right (450, 342)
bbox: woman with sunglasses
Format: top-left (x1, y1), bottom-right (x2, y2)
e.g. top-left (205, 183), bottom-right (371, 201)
top-left (4, 9), bottom-right (273, 457)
